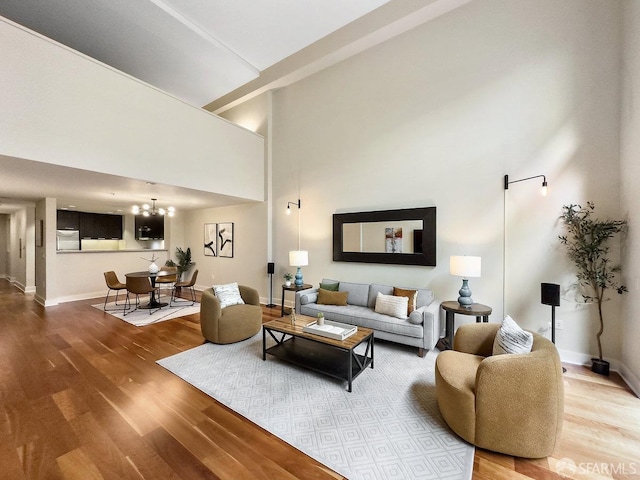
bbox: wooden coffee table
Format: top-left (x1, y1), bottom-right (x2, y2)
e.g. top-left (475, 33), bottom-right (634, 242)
top-left (262, 315), bottom-right (374, 392)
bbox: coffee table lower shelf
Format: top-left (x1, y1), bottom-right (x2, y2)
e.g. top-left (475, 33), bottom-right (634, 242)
top-left (263, 331), bottom-right (374, 392)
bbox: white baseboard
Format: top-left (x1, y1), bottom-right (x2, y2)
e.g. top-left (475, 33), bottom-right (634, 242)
top-left (618, 363), bottom-right (640, 398)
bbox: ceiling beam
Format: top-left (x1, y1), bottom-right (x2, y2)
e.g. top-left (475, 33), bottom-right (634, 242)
top-left (204, 0), bottom-right (472, 114)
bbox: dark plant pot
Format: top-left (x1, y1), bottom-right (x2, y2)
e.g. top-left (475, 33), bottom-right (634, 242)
top-left (591, 358), bottom-right (610, 376)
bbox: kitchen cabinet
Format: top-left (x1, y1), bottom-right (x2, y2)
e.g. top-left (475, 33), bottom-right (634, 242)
top-left (57, 210), bottom-right (80, 230)
top-left (79, 212), bottom-right (123, 239)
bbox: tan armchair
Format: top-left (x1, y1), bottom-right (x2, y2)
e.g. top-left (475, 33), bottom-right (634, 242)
top-left (435, 323), bottom-right (564, 458)
top-left (200, 285), bottom-right (262, 344)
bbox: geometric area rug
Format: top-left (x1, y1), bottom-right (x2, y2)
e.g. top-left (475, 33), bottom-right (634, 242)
top-left (92, 301), bottom-right (200, 327)
top-left (157, 333), bottom-right (474, 480)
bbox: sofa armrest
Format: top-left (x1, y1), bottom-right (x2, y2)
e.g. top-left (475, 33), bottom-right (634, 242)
top-left (419, 299), bottom-right (442, 349)
top-left (295, 287), bottom-right (318, 313)
top-left (454, 323), bottom-right (501, 356)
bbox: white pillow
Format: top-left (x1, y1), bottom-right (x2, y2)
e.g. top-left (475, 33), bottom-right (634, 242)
top-left (374, 292), bottom-right (409, 319)
top-left (493, 315), bottom-right (533, 355)
top-left (213, 282), bottom-right (245, 309)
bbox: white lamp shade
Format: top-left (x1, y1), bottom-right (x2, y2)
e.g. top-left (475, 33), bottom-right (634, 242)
top-left (289, 250), bottom-right (309, 267)
top-left (450, 255), bottom-right (481, 278)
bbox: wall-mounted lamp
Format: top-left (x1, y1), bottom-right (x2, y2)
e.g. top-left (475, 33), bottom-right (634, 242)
top-left (504, 174), bottom-right (548, 196)
top-left (286, 199), bottom-right (301, 215)
top-left (287, 198), bottom-right (308, 285)
top-left (503, 173), bottom-right (548, 315)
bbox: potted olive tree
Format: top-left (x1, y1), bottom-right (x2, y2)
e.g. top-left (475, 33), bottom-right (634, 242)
top-left (559, 202), bottom-right (627, 375)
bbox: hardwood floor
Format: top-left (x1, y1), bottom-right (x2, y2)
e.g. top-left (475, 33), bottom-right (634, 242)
top-left (1, 278), bottom-right (639, 479)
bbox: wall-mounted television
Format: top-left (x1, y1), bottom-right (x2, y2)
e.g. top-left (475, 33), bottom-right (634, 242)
top-left (135, 215), bottom-right (164, 240)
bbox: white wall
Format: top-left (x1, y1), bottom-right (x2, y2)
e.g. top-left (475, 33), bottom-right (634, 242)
top-left (183, 202), bottom-right (269, 300)
top-left (0, 215), bottom-right (7, 278)
top-left (271, 0), bottom-right (624, 363)
top-left (0, 16), bottom-right (264, 202)
top-left (620, 0), bottom-right (640, 394)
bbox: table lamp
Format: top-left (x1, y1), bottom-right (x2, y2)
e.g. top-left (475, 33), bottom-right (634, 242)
top-left (289, 250), bottom-right (308, 286)
top-left (450, 255), bottom-right (481, 307)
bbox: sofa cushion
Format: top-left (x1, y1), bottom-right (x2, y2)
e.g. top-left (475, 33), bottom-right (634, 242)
top-left (299, 303), bottom-right (424, 338)
top-left (368, 283), bottom-right (394, 308)
top-left (338, 281), bottom-right (370, 307)
top-left (319, 282), bottom-right (339, 291)
top-left (213, 282), bottom-right (245, 309)
top-left (493, 315), bottom-right (533, 355)
top-left (393, 287), bottom-right (418, 315)
top-left (317, 288), bottom-right (348, 306)
top-left (374, 292), bottom-right (409, 319)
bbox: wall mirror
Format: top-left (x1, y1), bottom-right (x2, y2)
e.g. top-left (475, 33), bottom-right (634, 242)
top-left (333, 207), bottom-right (436, 266)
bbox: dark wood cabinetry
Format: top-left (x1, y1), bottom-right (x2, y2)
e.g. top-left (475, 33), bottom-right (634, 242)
top-left (80, 212), bottom-right (123, 239)
top-left (57, 210), bottom-right (123, 239)
top-left (135, 214), bottom-right (164, 240)
top-left (56, 210), bottom-right (80, 230)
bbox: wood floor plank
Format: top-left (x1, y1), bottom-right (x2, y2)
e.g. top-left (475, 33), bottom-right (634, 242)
top-left (1, 279), bottom-right (639, 480)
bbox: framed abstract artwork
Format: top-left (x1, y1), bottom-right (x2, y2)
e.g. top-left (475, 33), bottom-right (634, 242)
top-left (204, 223), bottom-right (217, 256)
top-left (217, 222), bottom-right (234, 258)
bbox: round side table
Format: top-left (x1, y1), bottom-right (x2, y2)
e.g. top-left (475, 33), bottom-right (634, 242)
top-left (436, 301), bottom-right (492, 351)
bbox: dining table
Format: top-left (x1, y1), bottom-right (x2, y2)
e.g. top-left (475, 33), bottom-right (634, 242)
top-left (125, 270), bottom-right (174, 309)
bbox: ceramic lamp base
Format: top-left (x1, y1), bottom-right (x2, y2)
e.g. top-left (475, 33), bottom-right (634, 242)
top-left (295, 266), bottom-right (304, 286)
top-left (457, 278), bottom-right (473, 306)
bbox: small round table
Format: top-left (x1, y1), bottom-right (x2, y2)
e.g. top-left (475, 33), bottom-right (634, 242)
top-left (436, 301), bottom-right (492, 351)
top-left (126, 270), bottom-right (174, 309)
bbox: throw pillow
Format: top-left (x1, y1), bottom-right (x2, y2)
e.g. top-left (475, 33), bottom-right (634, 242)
top-left (374, 292), bottom-right (409, 319)
top-left (317, 288), bottom-right (348, 306)
top-left (393, 287), bottom-right (418, 315)
top-left (213, 282), bottom-right (245, 309)
top-left (493, 315), bottom-right (533, 355)
top-left (319, 282), bottom-right (339, 292)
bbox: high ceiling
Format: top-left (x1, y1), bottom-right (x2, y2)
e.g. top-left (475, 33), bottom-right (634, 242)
top-left (0, 0), bottom-right (469, 215)
top-left (0, 0), bottom-right (392, 107)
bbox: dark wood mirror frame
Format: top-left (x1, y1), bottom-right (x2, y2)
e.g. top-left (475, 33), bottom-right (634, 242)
top-left (333, 207), bottom-right (436, 266)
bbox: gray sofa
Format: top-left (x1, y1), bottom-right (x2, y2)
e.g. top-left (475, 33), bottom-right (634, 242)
top-left (295, 279), bottom-right (441, 357)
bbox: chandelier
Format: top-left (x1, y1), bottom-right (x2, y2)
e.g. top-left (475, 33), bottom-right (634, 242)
top-left (132, 198), bottom-right (175, 217)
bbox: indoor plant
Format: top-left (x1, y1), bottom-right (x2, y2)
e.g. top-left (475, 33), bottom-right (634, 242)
top-left (283, 272), bottom-right (293, 287)
top-left (559, 202), bottom-right (627, 375)
top-left (174, 247), bottom-right (195, 281)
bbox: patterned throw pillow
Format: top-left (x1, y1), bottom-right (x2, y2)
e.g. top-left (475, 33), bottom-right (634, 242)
top-left (317, 288), bottom-right (348, 306)
top-left (213, 282), bottom-right (245, 309)
top-left (374, 292), bottom-right (409, 319)
top-left (493, 315), bottom-right (533, 355)
top-left (393, 287), bottom-right (418, 315)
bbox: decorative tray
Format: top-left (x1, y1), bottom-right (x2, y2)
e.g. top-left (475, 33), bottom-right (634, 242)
top-left (302, 320), bottom-right (358, 341)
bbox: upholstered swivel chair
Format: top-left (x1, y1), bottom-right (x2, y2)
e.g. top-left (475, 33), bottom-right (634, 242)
top-left (171, 269), bottom-right (198, 306)
top-left (124, 276), bottom-right (161, 316)
top-left (435, 323), bottom-right (564, 458)
top-left (103, 271), bottom-right (127, 312)
top-left (200, 285), bottom-right (262, 344)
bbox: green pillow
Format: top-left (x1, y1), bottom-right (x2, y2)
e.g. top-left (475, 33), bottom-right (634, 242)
top-left (319, 282), bottom-right (339, 291)
top-left (317, 288), bottom-right (348, 306)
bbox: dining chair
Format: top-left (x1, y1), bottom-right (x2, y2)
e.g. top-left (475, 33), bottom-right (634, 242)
top-left (155, 265), bottom-right (178, 301)
top-left (124, 275), bottom-right (161, 316)
top-left (103, 271), bottom-right (127, 312)
top-left (171, 269), bottom-right (198, 306)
